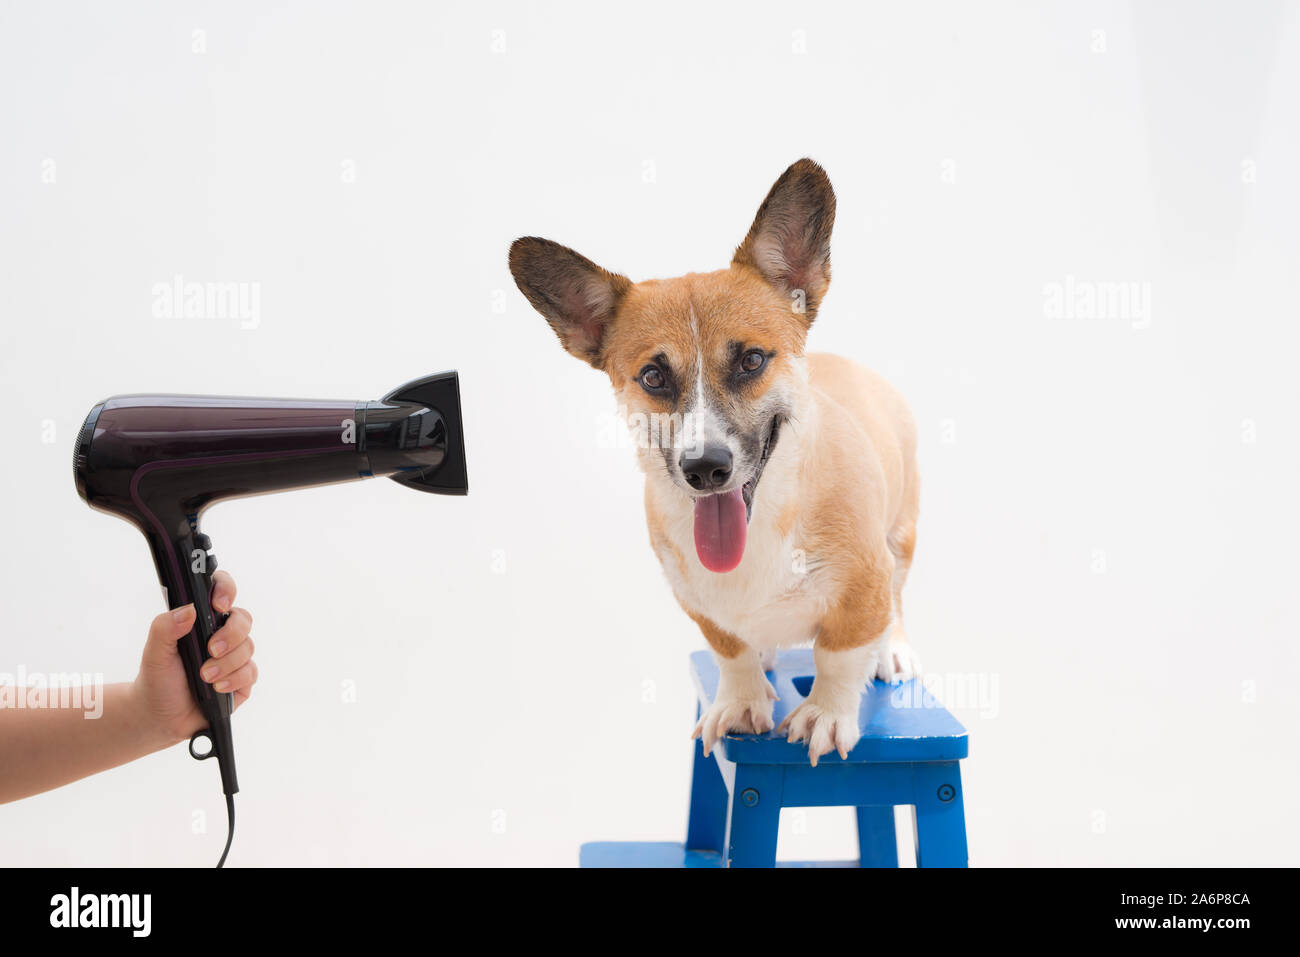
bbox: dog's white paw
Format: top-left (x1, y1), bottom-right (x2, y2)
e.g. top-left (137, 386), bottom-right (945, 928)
top-left (874, 636), bottom-right (922, 684)
top-left (692, 683), bottom-right (778, 756)
top-left (778, 698), bottom-right (861, 767)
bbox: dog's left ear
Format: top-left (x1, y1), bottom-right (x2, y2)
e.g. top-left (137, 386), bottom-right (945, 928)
top-left (732, 158), bottom-right (836, 322)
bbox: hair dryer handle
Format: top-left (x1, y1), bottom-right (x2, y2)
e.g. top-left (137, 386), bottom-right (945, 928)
top-left (165, 531), bottom-right (239, 796)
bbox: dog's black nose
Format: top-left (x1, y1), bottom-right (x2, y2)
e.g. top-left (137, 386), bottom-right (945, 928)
top-left (680, 444), bottom-right (733, 491)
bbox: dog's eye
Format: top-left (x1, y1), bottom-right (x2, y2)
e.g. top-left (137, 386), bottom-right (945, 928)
top-left (639, 365), bottom-right (667, 392)
top-left (740, 350), bottom-right (767, 374)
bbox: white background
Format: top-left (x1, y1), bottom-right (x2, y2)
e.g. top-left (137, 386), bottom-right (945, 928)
top-left (2, 1), bottom-right (1298, 866)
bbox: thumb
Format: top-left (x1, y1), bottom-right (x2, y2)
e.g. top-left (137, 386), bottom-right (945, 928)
top-left (142, 604), bottom-right (196, 670)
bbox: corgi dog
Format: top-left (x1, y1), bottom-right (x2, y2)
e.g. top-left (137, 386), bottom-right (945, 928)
top-left (509, 159), bottom-right (921, 766)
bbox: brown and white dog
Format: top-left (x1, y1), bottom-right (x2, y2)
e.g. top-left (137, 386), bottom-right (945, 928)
top-left (509, 159), bottom-right (921, 766)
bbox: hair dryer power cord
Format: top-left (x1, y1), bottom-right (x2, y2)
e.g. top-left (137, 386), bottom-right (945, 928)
top-left (216, 793), bottom-right (235, 868)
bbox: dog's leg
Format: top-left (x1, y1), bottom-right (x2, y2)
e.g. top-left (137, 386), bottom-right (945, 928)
top-left (780, 555), bottom-right (892, 765)
top-left (689, 614), bottom-right (778, 757)
top-left (877, 522), bottom-right (922, 683)
top-left (779, 641), bottom-right (876, 766)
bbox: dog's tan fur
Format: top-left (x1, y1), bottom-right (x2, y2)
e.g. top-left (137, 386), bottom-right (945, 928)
top-left (510, 160), bottom-right (921, 765)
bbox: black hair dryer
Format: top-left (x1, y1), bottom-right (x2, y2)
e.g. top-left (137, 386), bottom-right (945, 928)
top-left (73, 371), bottom-right (467, 865)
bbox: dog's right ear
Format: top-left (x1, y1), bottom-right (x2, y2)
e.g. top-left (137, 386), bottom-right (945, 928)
top-left (508, 237), bottom-right (632, 369)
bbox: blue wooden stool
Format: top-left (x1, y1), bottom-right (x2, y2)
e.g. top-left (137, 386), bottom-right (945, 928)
top-left (581, 649), bottom-right (969, 868)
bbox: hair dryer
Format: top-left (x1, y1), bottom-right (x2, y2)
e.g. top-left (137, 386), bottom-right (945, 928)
top-left (73, 371), bottom-right (467, 866)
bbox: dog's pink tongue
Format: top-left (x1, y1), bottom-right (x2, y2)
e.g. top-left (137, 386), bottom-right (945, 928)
top-left (693, 488), bottom-right (748, 573)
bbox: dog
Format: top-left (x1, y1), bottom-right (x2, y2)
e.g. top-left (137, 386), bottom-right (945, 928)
top-left (509, 159), bottom-right (921, 766)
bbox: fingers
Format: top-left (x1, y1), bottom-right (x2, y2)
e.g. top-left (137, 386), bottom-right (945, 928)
top-left (210, 570), bottom-right (237, 614)
top-left (207, 607), bottom-right (251, 658)
top-left (167, 604), bottom-right (196, 634)
top-left (200, 606), bottom-right (259, 699)
top-left (142, 605), bottom-right (195, 668)
top-left (200, 634), bottom-right (254, 685)
top-left (211, 659), bottom-right (257, 696)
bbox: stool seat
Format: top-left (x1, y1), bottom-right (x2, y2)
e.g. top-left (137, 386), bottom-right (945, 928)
top-left (692, 649), bottom-right (968, 764)
top-left (580, 648), bottom-right (971, 868)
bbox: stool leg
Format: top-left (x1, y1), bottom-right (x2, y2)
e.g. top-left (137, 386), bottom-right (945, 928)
top-left (856, 806), bottom-right (899, 867)
top-left (724, 764), bottom-right (782, 867)
top-left (911, 763), bottom-right (968, 868)
top-left (686, 733), bottom-right (729, 852)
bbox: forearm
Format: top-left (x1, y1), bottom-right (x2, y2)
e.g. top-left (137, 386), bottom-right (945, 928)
top-left (0, 682), bottom-right (179, 804)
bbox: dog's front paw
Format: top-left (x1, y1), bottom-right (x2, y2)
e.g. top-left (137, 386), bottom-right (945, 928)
top-left (778, 698), bottom-right (861, 767)
top-left (693, 684), bottom-right (778, 757)
top-left (874, 635), bottom-right (922, 684)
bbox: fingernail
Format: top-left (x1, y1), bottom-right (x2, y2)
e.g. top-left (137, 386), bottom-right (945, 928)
top-left (172, 605), bottom-right (193, 623)
top-left (214, 597), bottom-right (229, 613)
top-left (202, 664), bottom-right (219, 681)
top-left (209, 640), bottom-right (227, 656)
top-left (214, 680), bottom-right (231, 692)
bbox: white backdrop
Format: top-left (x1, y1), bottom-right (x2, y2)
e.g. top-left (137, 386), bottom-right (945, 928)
top-left (2, 0), bottom-right (1298, 866)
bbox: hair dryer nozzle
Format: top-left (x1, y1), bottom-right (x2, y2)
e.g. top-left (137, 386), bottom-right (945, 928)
top-left (382, 371), bottom-right (468, 495)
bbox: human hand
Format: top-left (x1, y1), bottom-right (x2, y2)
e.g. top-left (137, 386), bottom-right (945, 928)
top-left (132, 570), bottom-right (259, 745)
